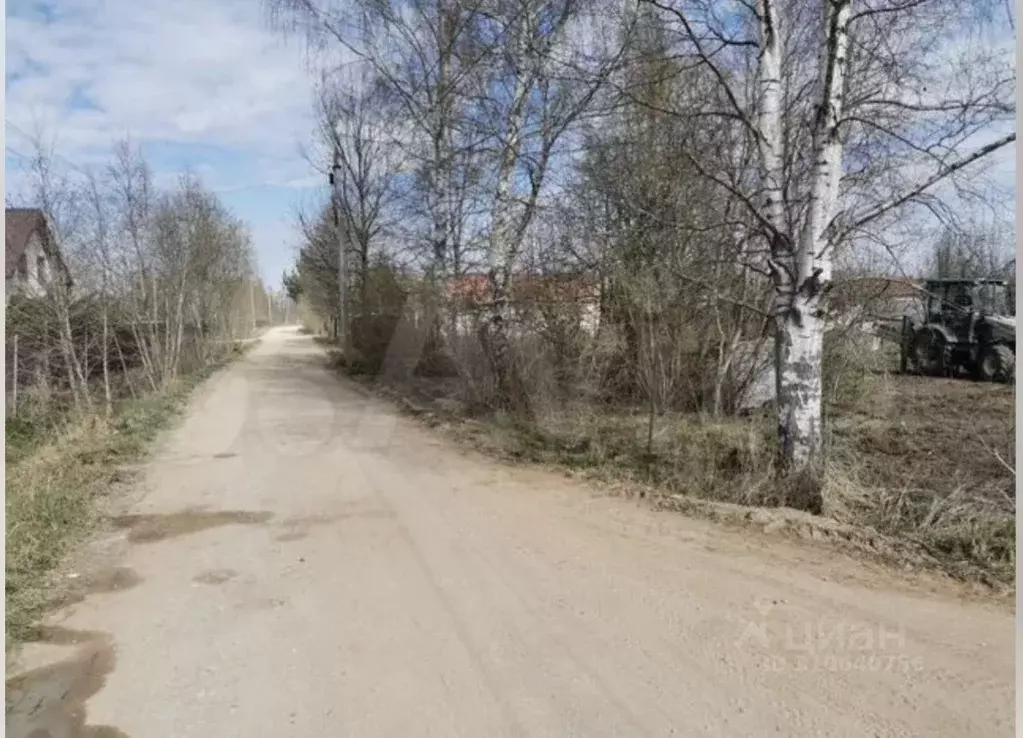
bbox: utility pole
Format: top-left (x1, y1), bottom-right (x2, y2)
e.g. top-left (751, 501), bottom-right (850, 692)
top-left (249, 278), bottom-right (257, 335)
top-left (330, 147), bottom-right (351, 354)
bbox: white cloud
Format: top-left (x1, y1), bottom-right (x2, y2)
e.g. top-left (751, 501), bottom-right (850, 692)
top-left (5, 0), bottom-right (326, 284)
top-left (7, 0), bottom-right (317, 157)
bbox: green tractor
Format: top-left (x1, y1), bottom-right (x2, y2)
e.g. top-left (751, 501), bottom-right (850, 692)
top-left (900, 278), bottom-right (1015, 382)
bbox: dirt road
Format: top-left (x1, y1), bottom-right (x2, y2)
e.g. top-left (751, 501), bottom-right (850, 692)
top-left (7, 327), bottom-right (1014, 737)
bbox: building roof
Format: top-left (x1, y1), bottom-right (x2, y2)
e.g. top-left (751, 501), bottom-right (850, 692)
top-left (5, 208), bottom-right (71, 285)
top-left (923, 277), bottom-right (1010, 285)
top-left (829, 277), bottom-right (923, 303)
top-left (445, 273), bottom-right (599, 306)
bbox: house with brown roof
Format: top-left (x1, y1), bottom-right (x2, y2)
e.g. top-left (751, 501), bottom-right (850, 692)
top-left (827, 277), bottom-right (926, 322)
top-left (444, 272), bottom-right (601, 334)
top-left (5, 208), bottom-right (72, 301)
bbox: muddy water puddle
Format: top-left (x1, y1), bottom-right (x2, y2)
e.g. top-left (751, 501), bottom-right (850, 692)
top-left (53, 569), bottom-right (142, 611)
top-left (6, 628), bottom-right (126, 738)
top-left (275, 507), bottom-right (394, 542)
top-left (192, 568), bottom-right (239, 585)
top-left (111, 509), bottom-right (272, 543)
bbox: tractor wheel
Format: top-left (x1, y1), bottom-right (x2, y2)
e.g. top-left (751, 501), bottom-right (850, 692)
top-left (976, 345), bottom-right (1015, 383)
top-left (912, 330), bottom-right (947, 376)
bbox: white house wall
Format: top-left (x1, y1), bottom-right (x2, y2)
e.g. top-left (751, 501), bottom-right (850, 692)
top-left (445, 301), bottom-right (601, 338)
top-left (7, 233), bottom-right (50, 298)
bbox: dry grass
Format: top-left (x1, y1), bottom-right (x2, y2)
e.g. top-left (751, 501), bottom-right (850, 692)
top-left (4, 344), bottom-right (251, 651)
top-left (823, 374), bottom-right (1015, 583)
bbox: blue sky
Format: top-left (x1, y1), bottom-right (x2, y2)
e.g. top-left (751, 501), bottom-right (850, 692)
top-left (5, 0), bottom-right (326, 287)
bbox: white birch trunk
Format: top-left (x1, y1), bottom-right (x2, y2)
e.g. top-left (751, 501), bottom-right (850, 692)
top-left (54, 285), bottom-right (92, 412)
top-left (484, 34), bottom-right (533, 416)
top-left (102, 306), bottom-right (112, 417)
top-left (129, 321), bottom-right (159, 392)
top-left (170, 249), bottom-right (192, 380)
top-left (756, 0), bottom-right (800, 457)
top-left (11, 333), bottom-right (19, 418)
top-left (755, 0), bottom-right (787, 242)
top-left (760, 0), bottom-right (851, 485)
top-left (114, 332), bottom-right (138, 400)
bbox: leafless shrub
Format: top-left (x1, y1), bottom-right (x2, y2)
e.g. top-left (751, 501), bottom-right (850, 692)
top-left (5, 138), bottom-right (275, 429)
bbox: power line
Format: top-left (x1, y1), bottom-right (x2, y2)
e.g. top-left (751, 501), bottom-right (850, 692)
top-left (5, 119), bottom-right (95, 178)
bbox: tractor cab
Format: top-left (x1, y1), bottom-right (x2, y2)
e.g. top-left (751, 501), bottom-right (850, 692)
top-left (902, 278), bottom-right (1015, 382)
top-left (923, 279), bottom-right (1014, 320)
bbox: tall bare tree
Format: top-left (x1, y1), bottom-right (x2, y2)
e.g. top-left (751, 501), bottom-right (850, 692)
top-left (269, 0), bottom-right (487, 278)
top-left (315, 68), bottom-right (402, 334)
top-left (456, 0), bottom-right (633, 417)
top-left (19, 133), bottom-right (92, 411)
top-left (638, 0), bottom-right (1014, 504)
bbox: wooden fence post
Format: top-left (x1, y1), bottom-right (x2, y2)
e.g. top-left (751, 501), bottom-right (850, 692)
top-left (11, 333), bottom-right (19, 418)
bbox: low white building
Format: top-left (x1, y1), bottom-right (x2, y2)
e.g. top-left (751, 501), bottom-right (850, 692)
top-left (443, 273), bottom-right (601, 337)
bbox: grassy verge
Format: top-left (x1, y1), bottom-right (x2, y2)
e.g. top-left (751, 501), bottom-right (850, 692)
top-left (5, 346), bottom-right (250, 650)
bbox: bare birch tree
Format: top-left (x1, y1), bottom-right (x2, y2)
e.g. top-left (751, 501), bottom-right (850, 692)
top-left (315, 69), bottom-right (402, 333)
top-left (83, 170), bottom-right (116, 415)
top-left (107, 140), bottom-right (163, 391)
top-left (638, 0), bottom-right (1014, 506)
top-left (268, 0), bottom-right (488, 279)
top-left (452, 0), bottom-right (632, 417)
top-left (7, 135), bottom-right (262, 430)
top-left (18, 133), bottom-right (93, 412)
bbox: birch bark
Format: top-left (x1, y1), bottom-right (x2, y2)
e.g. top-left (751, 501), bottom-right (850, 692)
top-left (761, 0), bottom-right (851, 487)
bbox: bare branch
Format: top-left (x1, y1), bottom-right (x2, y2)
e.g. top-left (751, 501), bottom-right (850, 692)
top-left (838, 132), bottom-right (1016, 238)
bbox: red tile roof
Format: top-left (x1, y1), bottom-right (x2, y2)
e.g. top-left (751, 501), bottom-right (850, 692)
top-left (445, 273), bottom-right (599, 306)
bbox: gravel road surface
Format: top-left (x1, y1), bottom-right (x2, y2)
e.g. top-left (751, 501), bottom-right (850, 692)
top-left (6, 327), bottom-right (1014, 737)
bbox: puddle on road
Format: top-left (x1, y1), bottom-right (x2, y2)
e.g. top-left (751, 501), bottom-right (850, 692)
top-left (274, 508), bottom-right (394, 542)
top-left (6, 628), bottom-right (126, 738)
top-left (54, 569), bottom-right (143, 611)
top-left (111, 509), bottom-right (273, 544)
top-left (192, 568), bottom-right (238, 586)
top-left (239, 596), bottom-right (287, 612)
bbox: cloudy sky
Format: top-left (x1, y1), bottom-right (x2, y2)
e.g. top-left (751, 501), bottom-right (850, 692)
top-left (5, 0), bottom-right (324, 288)
top-left (5, 0), bottom-right (1015, 286)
